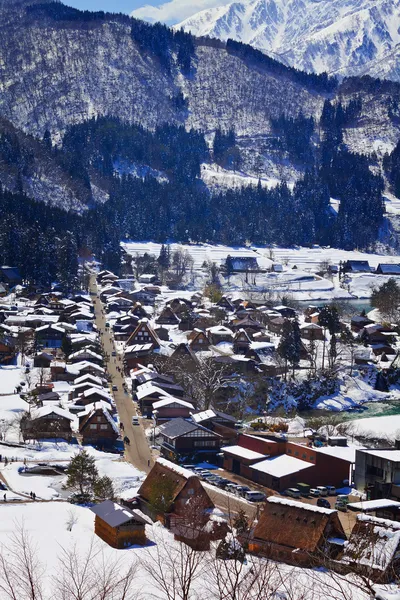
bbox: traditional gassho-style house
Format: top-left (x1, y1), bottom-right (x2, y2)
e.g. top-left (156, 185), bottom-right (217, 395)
top-left (20, 406), bottom-right (74, 442)
top-left (341, 515), bottom-right (400, 583)
top-left (79, 405), bottom-right (119, 446)
top-left (188, 329), bottom-right (211, 352)
top-left (248, 497), bottom-right (346, 566)
top-left (90, 500), bottom-right (151, 548)
top-left (137, 458), bottom-right (214, 523)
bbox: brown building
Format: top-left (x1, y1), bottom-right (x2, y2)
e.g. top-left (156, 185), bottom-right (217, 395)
top-left (221, 435), bottom-right (351, 491)
top-left (341, 515), bottom-right (400, 583)
top-left (90, 500), bottom-right (151, 548)
top-left (79, 405), bottom-right (119, 446)
top-left (137, 458), bottom-right (214, 523)
top-left (159, 417), bottom-right (222, 462)
top-left (299, 323), bottom-right (325, 341)
top-left (248, 496), bottom-right (346, 566)
top-left (188, 329), bottom-right (211, 352)
top-left (20, 406), bottom-right (74, 442)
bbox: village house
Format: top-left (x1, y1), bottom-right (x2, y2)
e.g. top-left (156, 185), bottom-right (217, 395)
top-left (248, 496), bottom-right (346, 567)
top-left (341, 514), bottom-right (400, 583)
top-left (354, 448), bottom-right (400, 498)
top-left (90, 500), bottom-right (151, 548)
top-left (188, 329), bottom-right (211, 352)
top-left (137, 458), bottom-right (214, 523)
top-left (351, 314), bottom-right (375, 332)
top-left (75, 387), bottom-right (113, 408)
top-left (342, 260), bottom-right (371, 273)
top-left (152, 397), bottom-right (195, 424)
top-left (79, 405), bottom-right (119, 447)
top-left (33, 351), bottom-right (53, 368)
top-left (156, 306), bottom-right (180, 325)
top-left (226, 256), bottom-right (259, 272)
top-left (299, 323), bottom-right (325, 341)
top-left (233, 329), bottom-right (252, 354)
top-left (0, 336), bottom-right (16, 364)
top-left (20, 406), bottom-right (74, 442)
top-left (376, 264), bottom-right (400, 275)
top-left (206, 325), bottom-right (234, 345)
top-left (35, 324), bottom-right (65, 349)
top-left (158, 417), bottom-right (222, 462)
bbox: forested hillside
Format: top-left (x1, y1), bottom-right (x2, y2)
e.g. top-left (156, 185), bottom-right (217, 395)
top-left (0, 1), bottom-right (399, 285)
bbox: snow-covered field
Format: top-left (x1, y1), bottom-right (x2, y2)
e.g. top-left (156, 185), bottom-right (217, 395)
top-left (347, 414), bottom-right (400, 443)
top-left (123, 241), bottom-right (400, 300)
top-left (0, 501), bottom-right (392, 600)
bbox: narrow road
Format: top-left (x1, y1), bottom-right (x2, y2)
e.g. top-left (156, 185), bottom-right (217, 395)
top-left (89, 275), bottom-right (152, 474)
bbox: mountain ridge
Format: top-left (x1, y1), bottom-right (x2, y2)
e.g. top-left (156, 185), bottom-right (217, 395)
top-left (176, 0), bottom-right (400, 82)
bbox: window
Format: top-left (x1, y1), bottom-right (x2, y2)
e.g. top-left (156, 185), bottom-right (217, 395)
top-left (97, 416), bottom-right (102, 422)
top-left (287, 448), bottom-right (292, 454)
top-left (294, 451), bottom-right (299, 457)
top-left (194, 440), bottom-right (216, 447)
top-left (302, 453), bottom-right (307, 459)
top-left (309, 455), bottom-right (315, 461)
top-left (90, 424), bottom-right (97, 430)
top-left (100, 424), bottom-right (108, 430)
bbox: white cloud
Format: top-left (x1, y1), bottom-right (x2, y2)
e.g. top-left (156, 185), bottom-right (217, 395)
top-left (130, 0), bottom-right (231, 24)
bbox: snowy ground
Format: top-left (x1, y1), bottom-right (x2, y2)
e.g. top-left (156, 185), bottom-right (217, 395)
top-left (346, 414), bottom-right (400, 443)
top-left (123, 241), bottom-right (400, 300)
top-left (0, 501), bottom-right (393, 600)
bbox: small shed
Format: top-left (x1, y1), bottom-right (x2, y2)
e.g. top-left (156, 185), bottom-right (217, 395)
top-left (90, 500), bottom-right (151, 548)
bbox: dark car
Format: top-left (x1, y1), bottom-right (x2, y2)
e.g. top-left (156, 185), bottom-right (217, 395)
top-left (317, 498), bottom-right (331, 509)
top-left (112, 385), bottom-right (118, 391)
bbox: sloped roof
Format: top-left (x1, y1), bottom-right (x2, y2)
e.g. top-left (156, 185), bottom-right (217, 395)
top-left (138, 458), bottom-right (198, 506)
top-left (31, 406), bottom-right (74, 421)
top-left (254, 496), bottom-right (344, 552)
top-left (249, 455), bottom-right (315, 478)
top-left (90, 500), bottom-right (152, 526)
top-left (342, 515), bottom-right (400, 571)
top-left (152, 398), bottom-right (194, 410)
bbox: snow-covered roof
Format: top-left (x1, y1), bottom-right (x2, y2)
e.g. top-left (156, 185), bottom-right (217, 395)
top-left (83, 387), bottom-right (112, 401)
top-left (152, 398), bottom-right (194, 410)
top-left (250, 455), bottom-right (314, 478)
top-left (125, 343), bottom-right (153, 353)
top-left (360, 449), bottom-right (400, 462)
top-left (206, 325), bottom-right (233, 335)
top-left (73, 373), bottom-right (103, 386)
top-left (221, 445), bottom-right (266, 461)
top-left (136, 382), bottom-right (173, 401)
top-left (72, 361), bottom-right (105, 373)
top-left (267, 495), bottom-right (335, 515)
top-left (31, 406), bottom-right (74, 421)
top-left (348, 499), bottom-right (400, 511)
top-left (156, 457), bottom-right (195, 479)
top-left (343, 514), bottom-right (400, 571)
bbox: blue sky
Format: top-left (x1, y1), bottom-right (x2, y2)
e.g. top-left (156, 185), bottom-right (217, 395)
top-left (64, 0), bottom-right (230, 24)
top-left (65, 1), bottom-right (160, 13)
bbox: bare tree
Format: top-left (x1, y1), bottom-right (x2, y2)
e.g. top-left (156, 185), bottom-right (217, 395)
top-left (0, 523), bottom-right (44, 600)
top-left (53, 540), bottom-right (138, 600)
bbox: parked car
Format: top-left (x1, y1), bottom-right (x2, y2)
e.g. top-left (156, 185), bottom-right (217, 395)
top-left (326, 486), bottom-right (336, 496)
top-left (317, 498), bottom-right (331, 509)
top-left (234, 485), bottom-right (251, 497)
top-left (216, 478), bottom-right (231, 489)
top-left (335, 500), bottom-right (348, 512)
top-left (245, 491), bottom-right (266, 502)
top-left (336, 494), bottom-right (349, 504)
top-left (132, 416), bottom-right (139, 425)
top-left (309, 488), bottom-right (320, 497)
top-left (317, 486), bottom-right (328, 497)
top-left (226, 483), bottom-right (240, 494)
top-left (112, 351), bottom-right (116, 357)
top-left (286, 488), bottom-right (301, 499)
top-left (112, 385), bottom-right (118, 391)
top-left (182, 464), bottom-right (196, 471)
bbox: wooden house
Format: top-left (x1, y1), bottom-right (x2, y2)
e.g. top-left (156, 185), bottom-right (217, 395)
top-left (206, 325), bottom-right (234, 345)
top-left (35, 324), bottom-right (65, 349)
top-left (20, 406), bottom-right (74, 442)
top-left (248, 497), bottom-right (346, 567)
top-left (79, 405), bottom-right (119, 447)
top-left (351, 314), bottom-right (374, 332)
top-left (273, 305), bottom-right (297, 319)
top-left (188, 329), bottom-right (211, 352)
top-left (156, 306), bottom-right (180, 325)
top-left (268, 317), bottom-right (287, 334)
top-left (126, 320), bottom-right (160, 350)
top-left (137, 458), bottom-right (214, 523)
top-left (299, 323), bottom-right (324, 341)
top-left (0, 337), bottom-right (16, 363)
top-left (130, 303), bottom-right (150, 319)
top-left (170, 343), bottom-right (198, 367)
top-left (342, 260), bottom-right (371, 273)
top-left (33, 352), bottom-right (53, 368)
top-left (90, 500), bottom-right (151, 548)
top-left (152, 397), bottom-right (195, 424)
top-left (341, 515), bottom-right (400, 583)
top-left (217, 295), bottom-right (234, 311)
top-left (158, 417), bottom-right (222, 462)
top-left (376, 264), bottom-right (400, 275)
top-left (233, 329), bottom-right (252, 354)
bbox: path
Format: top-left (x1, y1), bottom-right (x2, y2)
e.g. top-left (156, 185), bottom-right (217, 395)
top-left (89, 275), bottom-right (152, 474)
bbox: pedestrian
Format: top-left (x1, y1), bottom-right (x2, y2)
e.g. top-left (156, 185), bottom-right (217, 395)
top-left (148, 459), bottom-right (150, 467)
top-left (0, 454), bottom-right (2, 462)
top-left (30, 491), bottom-right (33, 498)
top-left (33, 492), bottom-right (36, 501)
top-left (3, 493), bottom-right (6, 502)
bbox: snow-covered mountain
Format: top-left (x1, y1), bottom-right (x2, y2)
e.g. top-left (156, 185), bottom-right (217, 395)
top-left (176, 0), bottom-right (400, 81)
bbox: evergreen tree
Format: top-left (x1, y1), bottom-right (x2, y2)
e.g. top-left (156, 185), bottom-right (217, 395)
top-left (66, 450), bottom-right (99, 496)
